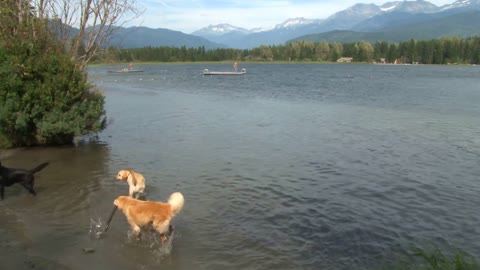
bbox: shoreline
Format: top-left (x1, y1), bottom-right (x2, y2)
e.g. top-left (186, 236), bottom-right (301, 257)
top-left (89, 61), bottom-right (478, 67)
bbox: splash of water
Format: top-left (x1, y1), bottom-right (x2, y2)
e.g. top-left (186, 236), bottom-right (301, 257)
top-left (88, 216), bottom-right (175, 259)
top-left (150, 231), bottom-right (174, 260)
top-left (89, 217), bottom-right (106, 239)
top-left (126, 229), bottom-right (175, 258)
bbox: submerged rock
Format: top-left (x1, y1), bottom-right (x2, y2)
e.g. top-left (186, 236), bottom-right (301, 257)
top-left (82, 247), bottom-right (96, 253)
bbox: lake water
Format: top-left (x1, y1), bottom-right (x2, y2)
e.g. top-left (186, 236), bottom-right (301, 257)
top-left (1, 63), bottom-right (479, 270)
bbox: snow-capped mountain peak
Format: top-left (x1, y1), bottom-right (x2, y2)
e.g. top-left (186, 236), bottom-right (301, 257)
top-left (250, 26), bottom-right (273, 33)
top-left (192, 24), bottom-right (250, 36)
top-left (380, 3), bottom-right (398, 12)
top-left (379, 0), bottom-right (439, 13)
top-left (441, 0), bottom-right (480, 10)
top-left (190, 0), bottom-right (480, 49)
top-left (274, 17), bottom-right (317, 29)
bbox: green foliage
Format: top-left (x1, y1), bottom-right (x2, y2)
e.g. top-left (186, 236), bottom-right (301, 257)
top-left (96, 36), bottom-right (480, 65)
top-left (0, 38), bottom-right (106, 148)
top-left (0, 0), bottom-right (106, 148)
top-left (411, 247), bottom-right (479, 270)
top-left (384, 247), bottom-right (479, 270)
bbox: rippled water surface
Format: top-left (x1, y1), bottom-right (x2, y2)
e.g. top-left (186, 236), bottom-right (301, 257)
top-left (1, 63), bottom-right (480, 270)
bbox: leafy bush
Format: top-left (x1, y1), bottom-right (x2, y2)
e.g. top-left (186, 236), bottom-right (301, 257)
top-left (0, 40), bottom-right (106, 147)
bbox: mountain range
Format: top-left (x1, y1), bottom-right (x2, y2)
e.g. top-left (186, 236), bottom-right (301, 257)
top-left (107, 0), bottom-right (480, 49)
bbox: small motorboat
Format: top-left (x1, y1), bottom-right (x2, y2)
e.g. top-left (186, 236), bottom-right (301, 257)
top-left (203, 68), bottom-right (246, 76)
top-left (108, 68), bottom-right (144, 73)
top-left (108, 63), bottom-right (143, 73)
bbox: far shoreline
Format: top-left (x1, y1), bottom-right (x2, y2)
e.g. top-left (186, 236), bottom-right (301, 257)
top-left (89, 60), bottom-right (478, 68)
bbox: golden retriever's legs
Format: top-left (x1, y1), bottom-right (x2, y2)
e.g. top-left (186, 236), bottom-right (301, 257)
top-left (128, 185), bottom-right (134, 197)
top-left (152, 220), bottom-right (170, 242)
top-left (158, 225), bottom-right (174, 242)
top-left (159, 233), bottom-right (167, 242)
top-left (159, 225), bottom-right (175, 242)
top-left (132, 191), bottom-right (145, 200)
top-left (128, 222), bottom-right (142, 240)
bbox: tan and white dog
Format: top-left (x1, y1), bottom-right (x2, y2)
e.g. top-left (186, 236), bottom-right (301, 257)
top-left (115, 169), bottom-right (146, 199)
top-left (113, 192), bottom-right (184, 241)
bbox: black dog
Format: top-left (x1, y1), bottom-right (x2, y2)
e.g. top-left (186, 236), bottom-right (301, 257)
top-left (0, 161), bottom-right (49, 200)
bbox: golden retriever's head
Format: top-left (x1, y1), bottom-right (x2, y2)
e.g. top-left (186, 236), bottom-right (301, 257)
top-left (115, 169), bottom-right (130, 181)
top-left (113, 195), bottom-right (131, 210)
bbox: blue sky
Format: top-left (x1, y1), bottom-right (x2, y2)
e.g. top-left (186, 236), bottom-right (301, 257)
top-left (127, 0), bottom-right (454, 33)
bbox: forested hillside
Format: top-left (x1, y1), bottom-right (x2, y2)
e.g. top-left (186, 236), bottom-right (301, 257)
top-left (95, 36), bottom-right (480, 65)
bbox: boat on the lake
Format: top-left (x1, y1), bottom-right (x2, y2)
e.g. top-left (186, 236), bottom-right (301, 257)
top-left (108, 68), bottom-right (144, 73)
top-left (108, 63), bottom-right (143, 73)
top-left (203, 68), bottom-right (246, 76)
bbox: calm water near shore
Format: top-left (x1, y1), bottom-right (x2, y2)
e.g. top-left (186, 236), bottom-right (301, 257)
top-left (1, 63), bottom-right (479, 270)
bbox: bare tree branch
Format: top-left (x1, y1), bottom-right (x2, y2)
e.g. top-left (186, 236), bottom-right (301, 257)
top-left (22, 0), bottom-right (143, 69)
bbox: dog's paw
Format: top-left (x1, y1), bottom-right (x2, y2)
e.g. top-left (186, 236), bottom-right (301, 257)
top-left (160, 233), bottom-right (168, 242)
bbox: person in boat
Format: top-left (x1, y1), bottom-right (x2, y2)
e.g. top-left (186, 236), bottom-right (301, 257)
top-left (233, 62), bottom-right (238, 71)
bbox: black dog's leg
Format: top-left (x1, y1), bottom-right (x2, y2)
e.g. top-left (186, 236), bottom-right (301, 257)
top-left (0, 185), bottom-right (4, 200)
top-left (21, 183), bottom-right (36, 196)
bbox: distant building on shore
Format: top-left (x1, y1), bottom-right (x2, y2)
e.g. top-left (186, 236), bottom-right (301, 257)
top-left (337, 57), bottom-right (353, 63)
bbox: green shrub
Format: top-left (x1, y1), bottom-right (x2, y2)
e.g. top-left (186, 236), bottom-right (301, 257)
top-left (0, 40), bottom-right (106, 148)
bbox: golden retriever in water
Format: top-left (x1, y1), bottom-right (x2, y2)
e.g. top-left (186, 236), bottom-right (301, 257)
top-left (115, 169), bottom-right (146, 199)
top-left (114, 192), bottom-right (185, 241)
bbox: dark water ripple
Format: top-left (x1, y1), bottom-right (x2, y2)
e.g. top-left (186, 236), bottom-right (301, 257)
top-left (1, 64), bottom-right (480, 270)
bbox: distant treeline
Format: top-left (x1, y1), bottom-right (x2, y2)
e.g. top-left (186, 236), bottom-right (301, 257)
top-left (95, 36), bottom-right (480, 65)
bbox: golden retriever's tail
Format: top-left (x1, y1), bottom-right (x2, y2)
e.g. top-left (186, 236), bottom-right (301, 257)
top-left (168, 192), bottom-right (184, 216)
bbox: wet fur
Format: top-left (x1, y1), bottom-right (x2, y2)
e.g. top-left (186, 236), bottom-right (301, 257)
top-left (0, 161), bottom-right (49, 200)
top-left (114, 192), bottom-right (184, 241)
top-left (115, 169), bottom-right (146, 199)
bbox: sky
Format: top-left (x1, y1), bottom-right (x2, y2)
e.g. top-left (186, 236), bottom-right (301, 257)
top-left (126, 0), bottom-right (455, 34)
